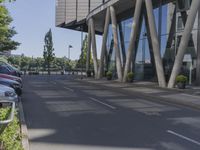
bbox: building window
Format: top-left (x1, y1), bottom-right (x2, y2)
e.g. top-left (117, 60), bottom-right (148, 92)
top-left (177, 0), bottom-right (192, 12)
top-left (177, 16), bottom-right (184, 30)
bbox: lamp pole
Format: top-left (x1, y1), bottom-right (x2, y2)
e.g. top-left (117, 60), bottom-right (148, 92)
top-left (67, 45), bottom-right (72, 75)
top-left (81, 26), bottom-right (83, 79)
top-left (68, 45), bottom-right (73, 61)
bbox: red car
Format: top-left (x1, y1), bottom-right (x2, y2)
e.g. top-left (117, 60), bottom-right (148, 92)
top-left (0, 73), bottom-right (22, 85)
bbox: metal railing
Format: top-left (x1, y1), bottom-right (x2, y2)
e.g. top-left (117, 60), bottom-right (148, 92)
top-left (0, 101), bottom-right (16, 125)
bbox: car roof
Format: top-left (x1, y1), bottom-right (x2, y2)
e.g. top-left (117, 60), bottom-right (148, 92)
top-left (0, 84), bottom-right (15, 92)
top-left (0, 77), bottom-right (19, 84)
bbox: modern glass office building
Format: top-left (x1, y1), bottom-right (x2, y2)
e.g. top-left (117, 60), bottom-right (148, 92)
top-left (56, 0), bottom-right (200, 87)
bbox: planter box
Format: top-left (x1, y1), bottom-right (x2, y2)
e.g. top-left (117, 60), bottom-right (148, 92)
top-left (177, 82), bottom-right (186, 89)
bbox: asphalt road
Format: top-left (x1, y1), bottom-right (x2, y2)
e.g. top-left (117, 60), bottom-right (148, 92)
top-left (22, 75), bottom-right (200, 150)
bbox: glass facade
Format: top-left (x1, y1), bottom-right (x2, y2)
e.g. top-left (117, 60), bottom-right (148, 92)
top-left (106, 1), bottom-right (198, 83)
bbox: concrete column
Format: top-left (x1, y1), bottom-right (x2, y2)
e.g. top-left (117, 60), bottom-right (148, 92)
top-left (123, 0), bottom-right (143, 82)
top-left (119, 22), bottom-right (126, 67)
top-left (196, 6), bottom-right (200, 85)
top-left (168, 0), bottom-right (200, 88)
top-left (110, 6), bottom-right (123, 81)
top-left (177, 0), bottom-right (196, 50)
top-left (145, 0), bottom-right (166, 87)
top-left (98, 8), bottom-right (110, 79)
top-left (90, 18), bottom-right (99, 79)
top-left (86, 23), bottom-right (91, 73)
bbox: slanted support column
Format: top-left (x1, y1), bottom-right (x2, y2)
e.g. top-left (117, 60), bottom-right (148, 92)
top-left (197, 6), bottom-right (200, 85)
top-left (110, 6), bottom-right (123, 81)
top-left (145, 0), bottom-right (166, 87)
top-left (168, 0), bottom-right (200, 88)
top-left (119, 22), bottom-right (126, 67)
top-left (90, 18), bottom-right (98, 79)
top-left (123, 0), bottom-right (143, 82)
top-left (86, 24), bottom-right (91, 73)
top-left (177, 0), bottom-right (196, 49)
top-left (98, 8), bottom-right (110, 79)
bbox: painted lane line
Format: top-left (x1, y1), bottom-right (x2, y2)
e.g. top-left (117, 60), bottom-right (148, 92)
top-left (89, 97), bottom-right (116, 110)
top-left (64, 87), bottom-right (74, 92)
top-left (167, 130), bottom-right (200, 146)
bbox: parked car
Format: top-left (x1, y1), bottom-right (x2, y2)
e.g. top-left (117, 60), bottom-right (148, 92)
top-left (5, 64), bottom-right (21, 77)
top-left (0, 78), bottom-right (22, 96)
top-left (0, 65), bottom-right (19, 77)
top-left (0, 61), bottom-right (21, 77)
top-left (0, 73), bottom-right (22, 85)
top-left (0, 84), bottom-right (18, 102)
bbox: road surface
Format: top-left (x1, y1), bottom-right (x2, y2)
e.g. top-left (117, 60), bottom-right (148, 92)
top-left (22, 75), bottom-right (200, 150)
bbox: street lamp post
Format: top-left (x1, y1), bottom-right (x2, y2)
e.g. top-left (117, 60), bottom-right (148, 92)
top-left (68, 45), bottom-right (73, 75)
top-left (68, 45), bottom-right (73, 61)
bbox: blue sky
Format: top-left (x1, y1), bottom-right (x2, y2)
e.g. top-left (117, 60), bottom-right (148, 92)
top-left (6, 0), bottom-right (167, 60)
top-left (6, 0), bottom-right (102, 60)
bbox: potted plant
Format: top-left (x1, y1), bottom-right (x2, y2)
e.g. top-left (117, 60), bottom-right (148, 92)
top-left (127, 72), bottom-right (134, 83)
top-left (86, 70), bottom-right (91, 77)
top-left (175, 75), bottom-right (188, 89)
top-left (106, 71), bottom-right (112, 80)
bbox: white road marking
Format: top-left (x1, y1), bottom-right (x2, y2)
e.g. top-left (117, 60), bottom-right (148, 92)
top-left (167, 130), bottom-right (200, 146)
top-left (64, 87), bottom-right (74, 92)
top-left (89, 97), bottom-right (116, 110)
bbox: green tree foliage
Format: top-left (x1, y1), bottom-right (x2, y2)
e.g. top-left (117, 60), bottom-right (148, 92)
top-left (20, 55), bottom-right (31, 70)
top-left (43, 29), bottom-right (55, 75)
top-left (76, 35), bottom-right (93, 69)
top-left (53, 57), bottom-right (71, 70)
top-left (7, 55), bottom-right (76, 73)
top-left (0, 0), bottom-right (20, 51)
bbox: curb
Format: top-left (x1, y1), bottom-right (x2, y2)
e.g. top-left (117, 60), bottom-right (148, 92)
top-left (79, 79), bottom-right (200, 111)
top-left (18, 98), bottom-right (30, 150)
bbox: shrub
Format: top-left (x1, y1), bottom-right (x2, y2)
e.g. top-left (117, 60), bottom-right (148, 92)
top-left (175, 75), bottom-right (188, 83)
top-left (0, 108), bottom-right (23, 150)
top-left (106, 71), bottom-right (112, 80)
top-left (127, 72), bottom-right (134, 80)
top-left (86, 70), bottom-right (91, 77)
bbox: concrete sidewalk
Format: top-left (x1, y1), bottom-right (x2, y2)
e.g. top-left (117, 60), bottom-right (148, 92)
top-left (80, 78), bottom-right (200, 110)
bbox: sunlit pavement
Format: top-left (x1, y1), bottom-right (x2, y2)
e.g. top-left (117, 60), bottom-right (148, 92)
top-left (22, 75), bottom-right (200, 150)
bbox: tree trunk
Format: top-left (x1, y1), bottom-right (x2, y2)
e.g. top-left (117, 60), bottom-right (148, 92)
top-left (48, 62), bottom-right (50, 75)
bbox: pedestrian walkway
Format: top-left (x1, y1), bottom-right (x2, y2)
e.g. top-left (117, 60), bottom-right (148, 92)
top-left (80, 78), bottom-right (200, 110)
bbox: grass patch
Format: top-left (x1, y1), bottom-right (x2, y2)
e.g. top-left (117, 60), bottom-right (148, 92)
top-left (0, 108), bottom-right (23, 150)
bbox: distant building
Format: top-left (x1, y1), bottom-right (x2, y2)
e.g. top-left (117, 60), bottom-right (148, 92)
top-left (0, 50), bottom-right (11, 56)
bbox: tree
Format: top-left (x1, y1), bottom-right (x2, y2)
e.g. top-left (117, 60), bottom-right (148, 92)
top-left (43, 29), bottom-right (55, 75)
top-left (76, 35), bottom-right (93, 69)
top-left (20, 55), bottom-right (30, 71)
top-left (0, 1), bottom-right (20, 51)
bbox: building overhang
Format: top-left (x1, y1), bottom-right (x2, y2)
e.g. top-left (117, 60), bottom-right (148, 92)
top-left (57, 0), bottom-right (175, 35)
top-left (86, 0), bottom-right (176, 34)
